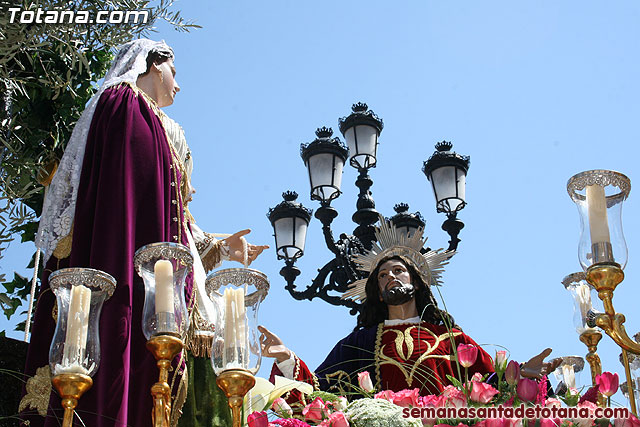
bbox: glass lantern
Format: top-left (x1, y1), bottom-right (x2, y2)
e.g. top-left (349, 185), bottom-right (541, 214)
top-left (567, 170), bottom-right (631, 270)
top-left (267, 191), bottom-right (313, 262)
top-left (48, 268), bottom-right (116, 377)
top-left (134, 242), bottom-right (193, 339)
top-left (206, 268), bottom-right (269, 375)
top-left (389, 203), bottom-right (425, 238)
top-left (338, 102), bottom-right (383, 170)
top-left (562, 272), bottom-right (604, 334)
top-left (422, 141), bottom-right (470, 215)
top-left (300, 127), bottom-right (349, 204)
top-left (551, 356), bottom-right (585, 389)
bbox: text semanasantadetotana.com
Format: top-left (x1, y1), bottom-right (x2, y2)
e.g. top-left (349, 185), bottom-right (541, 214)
top-left (7, 7), bottom-right (149, 24)
top-left (402, 404), bottom-right (629, 420)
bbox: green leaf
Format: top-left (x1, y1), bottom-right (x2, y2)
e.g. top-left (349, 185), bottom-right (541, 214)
top-left (0, 293), bottom-right (12, 306)
top-left (445, 374), bottom-right (463, 389)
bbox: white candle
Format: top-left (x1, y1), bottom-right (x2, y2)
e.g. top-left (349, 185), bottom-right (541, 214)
top-left (223, 287), bottom-right (235, 366)
top-left (576, 284), bottom-right (593, 329)
top-left (586, 184), bottom-right (611, 245)
top-left (154, 260), bottom-right (174, 314)
top-left (63, 284), bottom-right (91, 366)
top-left (234, 288), bottom-right (246, 357)
top-left (562, 364), bottom-right (576, 389)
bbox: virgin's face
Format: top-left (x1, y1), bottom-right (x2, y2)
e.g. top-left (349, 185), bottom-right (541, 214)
top-left (377, 259), bottom-right (412, 299)
top-left (155, 59), bottom-right (180, 107)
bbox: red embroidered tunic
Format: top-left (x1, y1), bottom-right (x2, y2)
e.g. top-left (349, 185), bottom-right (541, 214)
top-left (270, 321), bottom-right (495, 400)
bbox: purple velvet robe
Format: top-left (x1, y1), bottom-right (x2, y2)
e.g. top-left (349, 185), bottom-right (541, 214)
top-left (22, 84), bottom-right (193, 427)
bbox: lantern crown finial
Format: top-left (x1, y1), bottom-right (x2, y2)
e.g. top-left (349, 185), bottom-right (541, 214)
top-left (390, 203), bottom-right (426, 232)
top-left (352, 102), bottom-right (368, 113)
top-left (282, 191), bottom-right (298, 202)
top-left (338, 102), bottom-right (384, 135)
top-left (315, 127), bottom-right (333, 138)
top-left (435, 141), bottom-right (453, 152)
top-left (394, 202), bottom-right (409, 214)
top-left (267, 190), bottom-right (313, 224)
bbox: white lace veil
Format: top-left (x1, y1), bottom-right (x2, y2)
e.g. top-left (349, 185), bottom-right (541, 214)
top-left (36, 39), bottom-right (173, 265)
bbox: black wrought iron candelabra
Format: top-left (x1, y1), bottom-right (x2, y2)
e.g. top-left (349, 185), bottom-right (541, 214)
top-left (267, 103), bottom-right (470, 315)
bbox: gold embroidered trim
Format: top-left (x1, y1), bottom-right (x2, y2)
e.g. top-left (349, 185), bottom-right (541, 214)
top-left (312, 371), bottom-right (320, 392)
top-left (195, 232), bottom-right (215, 255)
top-left (168, 349), bottom-right (187, 426)
top-left (281, 354), bottom-right (303, 402)
top-left (377, 324), bottom-right (462, 387)
top-left (19, 365), bottom-right (52, 417)
top-left (200, 238), bottom-right (225, 273)
top-left (374, 323), bottom-right (384, 391)
top-left (170, 358), bottom-right (188, 427)
top-left (52, 227), bottom-right (73, 260)
top-left (185, 295), bottom-right (214, 358)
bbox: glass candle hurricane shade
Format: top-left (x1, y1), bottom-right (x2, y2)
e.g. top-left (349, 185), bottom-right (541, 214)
top-left (567, 170), bottom-right (631, 270)
top-left (562, 272), bottom-right (604, 334)
top-left (48, 268), bottom-right (116, 377)
top-left (206, 268), bottom-right (269, 375)
top-left (134, 242), bottom-right (193, 340)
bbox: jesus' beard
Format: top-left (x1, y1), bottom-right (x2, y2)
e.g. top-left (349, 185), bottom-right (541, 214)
top-left (381, 282), bottom-right (415, 306)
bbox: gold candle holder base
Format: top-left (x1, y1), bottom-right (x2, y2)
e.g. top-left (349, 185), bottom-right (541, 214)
top-left (216, 369), bottom-right (256, 427)
top-left (146, 334), bottom-right (184, 427)
top-left (51, 373), bottom-right (93, 427)
top-left (586, 263), bottom-right (638, 417)
top-left (579, 330), bottom-right (606, 407)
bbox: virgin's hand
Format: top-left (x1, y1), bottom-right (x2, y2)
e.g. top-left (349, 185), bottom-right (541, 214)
top-left (223, 229), bottom-right (269, 265)
top-left (521, 348), bottom-right (562, 379)
top-left (258, 325), bottom-right (292, 363)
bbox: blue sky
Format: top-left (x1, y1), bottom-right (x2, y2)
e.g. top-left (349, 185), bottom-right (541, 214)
top-left (3, 0), bottom-right (640, 404)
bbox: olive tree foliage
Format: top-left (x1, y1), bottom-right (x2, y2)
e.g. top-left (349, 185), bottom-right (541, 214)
top-left (0, 0), bottom-right (198, 332)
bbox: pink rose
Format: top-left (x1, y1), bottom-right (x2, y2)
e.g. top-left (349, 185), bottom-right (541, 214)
top-left (545, 397), bottom-right (562, 408)
top-left (573, 401), bottom-right (598, 427)
top-left (494, 350), bottom-right (508, 371)
top-left (541, 398), bottom-right (562, 426)
top-left (272, 397), bottom-right (293, 417)
top-left (596, 371), bottom-right (619, 397)
top-left (302, 397), bottom-right (329, 423)
top-left (420, 394), bottom-right (443, 408)
top-left (505, 360), bottom-right (520, 386)
top-left (247, 411), bottom-right (269, 427)
top-left (470, 372), bottom-right (484, 382)
top-left (470, 381), bottom-right (499, 404)
top-left (418, 394), bottom-right (439, 426)
top-left (615, 413), bottom-right (640, 427)
top-left (441, 385), bottom-right (467, 408)
top-left (516, 378), bottom-right (537, 402)
top-left (374, 389), bottom-right (395, 402)
top-left (483, 419), bottom-right (513, 427)
top-left (357, 371), bottom-right (374, 392)
top-left (391, 388), bottom-right (421, 407)
top-left (539, 419), bottom-right (560, 427)
top-left (319, 412), bottom-right (349, 427)
top-left (457, 343), bottom-right (478, 368)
